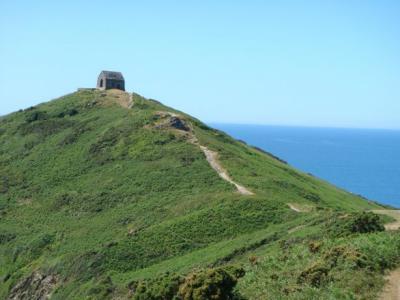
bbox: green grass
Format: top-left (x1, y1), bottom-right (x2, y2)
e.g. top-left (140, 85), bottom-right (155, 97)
top-left (238, 231), bottom-right (400, 299)
top-left (0, 89), bottom-right (396, 299)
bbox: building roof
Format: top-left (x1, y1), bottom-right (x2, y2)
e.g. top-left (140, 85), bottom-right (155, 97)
top-left (98, 71), bottom-right (124, 81)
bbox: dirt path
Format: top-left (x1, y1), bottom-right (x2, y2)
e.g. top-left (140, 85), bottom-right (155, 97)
top-left (101, 89), bottom-right (133, 108)
top-left (118, 91), bottom-right (133, 108)
top-left (145, 110), bottom-right (254, 196)
top-left (373, 210), bottom-right (400, 299)
top-left (127, 92), bottom-right (133, 108)
top-left (372, 210), bottom-right (400, 231)
top-left (288, 203), bottom-right (303, 212)
top-left (199, 146), bottom-right (254, 195)
top-left (379, 268), bottom-right (400, 300)
top-left (287, 203), bottom-right (313, 213)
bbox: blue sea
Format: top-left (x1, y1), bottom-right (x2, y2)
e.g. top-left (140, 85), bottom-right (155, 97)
top-left (211, 124), bottom-right (400, 208)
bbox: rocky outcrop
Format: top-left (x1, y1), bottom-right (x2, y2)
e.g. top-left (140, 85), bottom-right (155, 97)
top-left (7, 272), bottom-right (58, 300)
top-left (153, 111), bottom-right (191, 132)
top-left (168, 116), bottom-right (190, 131)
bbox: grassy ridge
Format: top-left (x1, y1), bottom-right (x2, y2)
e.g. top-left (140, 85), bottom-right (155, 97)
top-left (0, 90), bottom-right (396, 299)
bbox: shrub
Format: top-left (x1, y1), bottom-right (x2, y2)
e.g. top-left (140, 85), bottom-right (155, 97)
top-left (298, 245), bottom-right (368, 288)
top-left (178, 267), bottom-right (244, 300)
top-left (323, 246), bottom-right (367, 269)
top-left (349, 212), bottom-right (385, 234)
top-left (129, 267), bottom-right (245, 300)
top-left (129, 272), bottom-right (182, 300)
top-left (308, 241), bottom-right (322, 253)
top-left (25, 111), bottom-right (48, 123)
top-left (297, 261), bottom-right (330, 287)
top-left (56, 108), bottom-right (79, 118)
top-left (326, 212), bottom-right (385, 237)
top-left (301, 191), bottom-right (321, 203)
top-left (52, 192), bottom-right (77, 209)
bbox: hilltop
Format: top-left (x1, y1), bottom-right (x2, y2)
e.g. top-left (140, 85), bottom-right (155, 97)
top-left (0, 90), bottom-right (399, 299)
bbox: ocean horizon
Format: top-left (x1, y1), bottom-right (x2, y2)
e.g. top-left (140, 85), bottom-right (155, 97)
top-left (211, 123), bottom-right (400, 208)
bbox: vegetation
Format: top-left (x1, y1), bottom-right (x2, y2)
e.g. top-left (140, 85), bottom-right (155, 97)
top-left (128, 266), bottom-right (244, 300)
top-left (0, 89), bottom-right (398, 299)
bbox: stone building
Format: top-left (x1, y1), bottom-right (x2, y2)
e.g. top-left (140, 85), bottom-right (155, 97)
top-left (97, 71), bottom-right (125, 91)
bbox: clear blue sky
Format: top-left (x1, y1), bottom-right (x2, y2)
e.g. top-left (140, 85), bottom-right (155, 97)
top-left (1, 1), bottom-right (399, 129)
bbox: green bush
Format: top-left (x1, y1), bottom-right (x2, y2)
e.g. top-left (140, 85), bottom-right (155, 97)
top-left (25, 111), bottom-right (48, 123)
top-left (322, 245), bottom-right (367, 269)
top-left (326, 212), bottom-right (385, 237)
top-left (178, 267), bottom-right (244, 300)
top-left (349, 212), bottom-right (385, 234)
top-left (297, 261), bottom-right (330, 287)
top-left (129, 272), bottom-right (182, 300)
top-left (129, 267), bottom-right (245, 300)
top-left (56, 108), bottom-right (79, 118)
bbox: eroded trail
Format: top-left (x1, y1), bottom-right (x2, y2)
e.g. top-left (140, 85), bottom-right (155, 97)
top-left (199, 146), bottom-right (254, 195)
top-left (157, 111), bottom-right (254, 195)
top-left (117, 103), bottom-right (254, 196)
top-left (373, 210), bottom-right (400, 299)
top-left (288, 203), bottom-right (303, 212)
top-left (372, 210), bottom-right (400, 231)
top-left (99, 89), bottom-right (133, 108)
top-left (379, 268), bottom-right (400, 300)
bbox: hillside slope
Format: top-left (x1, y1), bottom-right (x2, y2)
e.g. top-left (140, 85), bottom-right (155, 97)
top-left (0, 90), bottom-right (398, 299)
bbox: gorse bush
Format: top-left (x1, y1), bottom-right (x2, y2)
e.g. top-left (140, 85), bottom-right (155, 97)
top-left (326, 212), bottom-right (385, 237)
top-left (349, 212), bottom-right (385, 233)
top-left (25, 110), bottom-right (48, 123)
top-left (178, 267), bottom-right (245, 300)
top-left (129, 267), bottom-right (245, 300)
top-left (129, 272), bottom-right (182, 300)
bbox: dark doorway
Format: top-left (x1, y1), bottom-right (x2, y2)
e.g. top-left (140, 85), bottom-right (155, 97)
top-left (100, 79), bottom-right (104, 87)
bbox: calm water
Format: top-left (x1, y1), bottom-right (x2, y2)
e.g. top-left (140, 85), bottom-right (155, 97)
top-left (211, 124), bottom-right (400, 208)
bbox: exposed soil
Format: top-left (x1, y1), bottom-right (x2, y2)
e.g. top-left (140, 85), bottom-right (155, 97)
top-left (372, 210), bottom-right (400, 231)
top-left (199, 146), bottom-right (254, 195)
top-left (379, 268), bottom-right (400, 300)
top-left (151, 111), bottom-right (254, 195)
top-left (288, 203), bottom-right (303, 212)
top-left (287, 203), bottom-right (312, 213)
top-left (98, 89), bottom-right (133, 108)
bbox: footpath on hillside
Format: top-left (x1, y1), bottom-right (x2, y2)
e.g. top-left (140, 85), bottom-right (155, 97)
top-left (373, 209), bottom-right (400, 299)
top-left (199, 145), bottom-right (254, 195)
top-left (111, 94), bottom-right (254, 196)
top-left (379, 268), bottom-right (400, 300)
top-left (372, 210), bottom-right (400, 231)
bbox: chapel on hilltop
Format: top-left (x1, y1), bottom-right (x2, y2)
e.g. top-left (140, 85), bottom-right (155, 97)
top-left (97, 71), bottom-right (125, 91)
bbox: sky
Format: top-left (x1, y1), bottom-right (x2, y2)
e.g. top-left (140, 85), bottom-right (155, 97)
top-left (1, 1), bottom-right (399, 129)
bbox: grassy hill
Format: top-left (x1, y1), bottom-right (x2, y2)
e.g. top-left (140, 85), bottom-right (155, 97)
top-left (0, 89), bottom-right (399, 299)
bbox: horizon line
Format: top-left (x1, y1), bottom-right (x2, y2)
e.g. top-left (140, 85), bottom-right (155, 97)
top-left (207, 121), bottom-right (400, 132)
